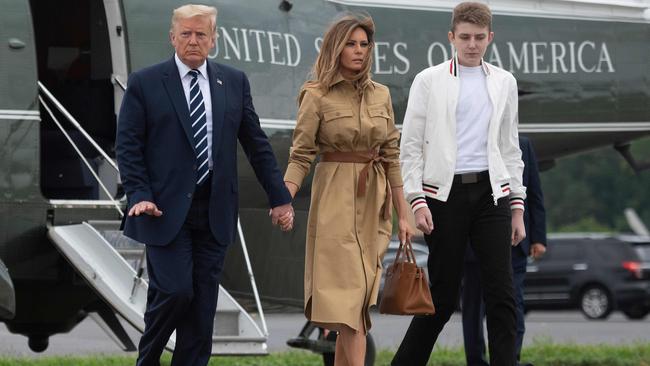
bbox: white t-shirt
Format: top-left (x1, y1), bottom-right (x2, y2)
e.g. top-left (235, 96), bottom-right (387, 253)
top-left (455, 64), bottom-right (492, 174)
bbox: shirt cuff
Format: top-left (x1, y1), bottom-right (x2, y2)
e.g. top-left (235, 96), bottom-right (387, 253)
top-left (409, 196), bottom-right (428, 214)
top-left (283, 163), bottom-right (306, 189)
top-left (509, 196), bottom-right (525, 211)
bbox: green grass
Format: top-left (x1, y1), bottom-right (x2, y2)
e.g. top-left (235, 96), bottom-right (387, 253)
top-left (1, 341), bottom-right (649, 366)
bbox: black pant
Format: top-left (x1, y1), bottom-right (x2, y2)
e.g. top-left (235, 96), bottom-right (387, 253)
top-left (391, 179), bottom-right (516, 366)
top-left (462, 246), bottom-right (527, 366)
top-left (462, 247), bottom-right (489, 366)
top-left (137, 175), bottom-right (227, 366)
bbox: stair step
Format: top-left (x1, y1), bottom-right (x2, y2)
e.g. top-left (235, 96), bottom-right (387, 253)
top-left (214, 309), bottom-right (240, 336)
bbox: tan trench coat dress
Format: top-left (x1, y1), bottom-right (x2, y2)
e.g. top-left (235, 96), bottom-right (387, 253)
top-left (284, 76), bottom-right (403, 332)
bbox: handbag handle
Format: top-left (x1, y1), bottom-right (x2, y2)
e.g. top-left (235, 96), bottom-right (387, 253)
top-left (393, 238), bottom-right (417, 265)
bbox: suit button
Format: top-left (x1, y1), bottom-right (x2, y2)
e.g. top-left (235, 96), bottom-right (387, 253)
top-left (187, 193), bottom-right (192, 198)
top-left (193, 165), bottom-right (197, 170)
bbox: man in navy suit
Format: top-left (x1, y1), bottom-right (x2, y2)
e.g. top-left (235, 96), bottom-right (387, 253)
top-left (461, 136), bottom-right (547, 366)
top-left (116, 4), bottom-right (293, 366)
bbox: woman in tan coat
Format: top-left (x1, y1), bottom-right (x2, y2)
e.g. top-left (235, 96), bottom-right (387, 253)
top-left (283, 15), bottom-right (413, 366)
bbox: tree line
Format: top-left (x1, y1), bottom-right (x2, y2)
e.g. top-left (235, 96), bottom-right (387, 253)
top-left (540, 137), bottom-right (650, 233)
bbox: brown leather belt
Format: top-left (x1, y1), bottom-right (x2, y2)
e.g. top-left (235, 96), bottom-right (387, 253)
top-left (320, 149), bottom-right (392, 220)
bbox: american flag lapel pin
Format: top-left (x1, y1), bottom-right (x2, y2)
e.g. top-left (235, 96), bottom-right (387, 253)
top-left (217, 78), bottom-right (223, 85)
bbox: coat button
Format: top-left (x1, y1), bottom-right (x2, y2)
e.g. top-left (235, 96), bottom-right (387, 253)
top-left (336, 112), bottom-right (340, 116)
top-left (187, 193), bottom-right (192, 198)
top-left (193, 165), bottom-right (197, 170)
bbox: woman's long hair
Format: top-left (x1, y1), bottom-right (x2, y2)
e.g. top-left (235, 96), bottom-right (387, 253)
top-left (304, 14), bottom-right (375, 93)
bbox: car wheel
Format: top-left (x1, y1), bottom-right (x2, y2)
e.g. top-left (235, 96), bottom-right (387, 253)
top-left (622, 306), bottom-right (649, 320)
top-left (580, 285), bottom-right (612, 320)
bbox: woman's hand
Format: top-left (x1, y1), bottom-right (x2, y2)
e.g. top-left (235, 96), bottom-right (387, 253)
top-left (285, 181), bottom-right (299, 198)
top-left (398, 217), bottom-right (415, 244)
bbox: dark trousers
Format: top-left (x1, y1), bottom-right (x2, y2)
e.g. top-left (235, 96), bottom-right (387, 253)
top-left (462, 247), bottom-right (489, 366)
top-left (512, 253), bottom-right (527, 362)
top-left (462, 247), bottom-right (527, 366)
top-left (391, 179), bottom-right (516, 366)
top-left (136, 178), bottom-right (227, 366)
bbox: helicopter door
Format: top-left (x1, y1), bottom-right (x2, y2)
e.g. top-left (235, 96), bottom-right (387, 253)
top-left (101, 0), bottom-right (128, 199)
top-left (103, 0), bottom-right (128, 111)
top-left (0, 0), bottom-right (40, 201)
top-left (31, 0), bottom-right (117, 200)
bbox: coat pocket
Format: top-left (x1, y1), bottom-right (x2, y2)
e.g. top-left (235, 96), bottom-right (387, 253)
top-left (323, 108), bottom-right (354, 123)
top-left (367, 104), bottom-right (389, 141)
top-left (368, 105), bottom-right (390, 120)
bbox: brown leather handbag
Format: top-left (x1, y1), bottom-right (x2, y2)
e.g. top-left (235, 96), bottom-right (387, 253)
top-left (379, 239), bottom-right (435, 315)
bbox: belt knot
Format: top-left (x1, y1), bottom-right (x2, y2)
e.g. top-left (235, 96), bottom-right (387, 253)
top-left (320, 149), bottom-right (392, 220)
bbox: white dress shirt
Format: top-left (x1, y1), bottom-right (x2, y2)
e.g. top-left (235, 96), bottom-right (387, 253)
top-left (175, 53), bottom-right (213, 169)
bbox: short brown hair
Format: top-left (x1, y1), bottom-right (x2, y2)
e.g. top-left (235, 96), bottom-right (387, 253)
top-left (451, 2), bottom-right (492, 32)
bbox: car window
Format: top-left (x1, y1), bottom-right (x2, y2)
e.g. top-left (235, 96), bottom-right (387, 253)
top-left (550, 241), bottom-right (582, 261)
top-left (634, 245), bottom-right (650, 261)
top-left (538, 240), bottom-right (581, 262)
top-left (593, 241), bottom-right (637, 262)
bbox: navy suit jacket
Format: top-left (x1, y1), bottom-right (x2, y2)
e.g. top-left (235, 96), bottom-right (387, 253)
top-left (517, 136), bottom-right (547, 256)
top-left (116, 58), bottom-right (291, 246)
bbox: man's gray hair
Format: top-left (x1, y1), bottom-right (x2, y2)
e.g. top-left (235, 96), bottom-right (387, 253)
top-left (171, 4), bottom-right (218, 34)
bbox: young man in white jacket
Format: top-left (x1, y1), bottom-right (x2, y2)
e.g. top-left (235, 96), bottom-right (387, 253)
top-left (392, 3), bottom-right (526, 366)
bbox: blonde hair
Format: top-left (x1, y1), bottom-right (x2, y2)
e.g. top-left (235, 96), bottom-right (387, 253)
top-left (304, 14), bottom-right (375, 93)
top-left (171, 4), bottom-right (218, 35)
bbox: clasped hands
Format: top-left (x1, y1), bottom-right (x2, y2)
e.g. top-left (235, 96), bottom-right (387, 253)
top-left (269, 181), bottom-right (301, 232)
top-left (270, 203), bottom-right (294, 232)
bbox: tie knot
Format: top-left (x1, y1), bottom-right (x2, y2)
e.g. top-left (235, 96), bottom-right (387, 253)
top-left (189, 69), bottom-right (199, 79)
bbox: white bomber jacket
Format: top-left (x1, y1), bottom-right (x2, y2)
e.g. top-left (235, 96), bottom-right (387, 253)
top-left (401, 56), bottom-right (526, 214)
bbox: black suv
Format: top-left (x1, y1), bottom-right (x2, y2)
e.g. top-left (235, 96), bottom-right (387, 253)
top-left (524, 233), bottom-right (650, 320)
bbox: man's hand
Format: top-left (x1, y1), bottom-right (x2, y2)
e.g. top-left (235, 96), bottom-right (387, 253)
top-left (270, 203), bottom-right (294, 231)
top-left (414, 207), bottom-right (434, 235)
top-left (530, 242), bottom-right (546, 259)
top-left (128, 201), bottom-right (163, 217)
top-left (511, 209), bottom-right (526, 246)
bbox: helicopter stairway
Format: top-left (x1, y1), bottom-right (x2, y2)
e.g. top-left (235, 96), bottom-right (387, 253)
top-left (47, 220), bottom-right (268, 355)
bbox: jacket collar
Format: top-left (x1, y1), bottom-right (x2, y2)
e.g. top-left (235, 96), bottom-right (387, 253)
top-left (329, 73), bottom-right (375, 90)
top-left (206, 61), bottom-right (225, 157)
top-left (174, 53), bottom-right (208, 79)
top-left (162, 58), bottom-right (194, 148)
top-left (161, 57), bottom-right (225, 155)
top-left (450, 52), bottom-right (490, 78)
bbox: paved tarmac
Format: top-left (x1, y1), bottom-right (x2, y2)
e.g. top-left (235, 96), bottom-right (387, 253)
top-left (1, 310), bottom-right (648, 357)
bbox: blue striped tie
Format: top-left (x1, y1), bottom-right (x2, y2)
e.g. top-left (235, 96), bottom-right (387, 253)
top-left (188, 69), bottom-right (210, 185)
